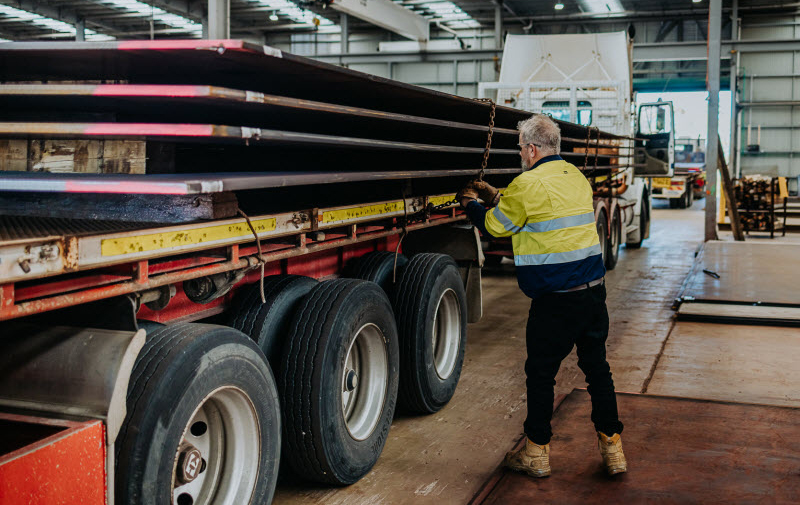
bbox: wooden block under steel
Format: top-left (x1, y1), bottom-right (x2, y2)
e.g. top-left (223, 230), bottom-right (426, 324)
top-left (0, 191), bottom-right (239, 223)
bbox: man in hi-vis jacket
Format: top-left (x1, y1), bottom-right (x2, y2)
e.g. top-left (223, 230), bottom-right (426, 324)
top-left (457, 114), bottom-right (626, 478)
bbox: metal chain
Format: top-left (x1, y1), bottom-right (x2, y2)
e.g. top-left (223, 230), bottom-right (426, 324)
top-left (593, 126), bottom-right (600, 170)
top-left (476, 98), bottom-right (496, 181)
top-left (583, 125), bottom-right (592, 170)
top-left (400, 99), bottom-right (495, 228)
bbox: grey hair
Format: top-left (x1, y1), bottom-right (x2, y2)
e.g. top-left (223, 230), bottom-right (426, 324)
top-left (517, 114), bottom-right (561, 155)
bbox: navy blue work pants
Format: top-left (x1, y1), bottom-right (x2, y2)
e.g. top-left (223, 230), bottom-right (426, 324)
top-left (523, 283), bottom-right (624, 445)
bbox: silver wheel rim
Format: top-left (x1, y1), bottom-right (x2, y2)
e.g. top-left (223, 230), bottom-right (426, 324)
top-left (432, 288), bottom-right (461, 380)
top-left (172, 386), bottom-right (260, 505)
top-left (342, 323), bottom-right (388, 441)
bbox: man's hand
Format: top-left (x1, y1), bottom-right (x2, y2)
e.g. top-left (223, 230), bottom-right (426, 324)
top-left (472, 180), bottom-right (500, 207)
top-left (456, 183), bottom-right (479, 208)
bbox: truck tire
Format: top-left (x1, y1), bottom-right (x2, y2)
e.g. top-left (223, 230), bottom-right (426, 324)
top-left (686, 187), bottom-right (694, 208)
top-left (228, 275), bottom-right (318, 365)
top-left (670, 197), bottom-right (680, 209)
top-left (280, 279), bottom-right (399, 485)
top-left (345, 251), bottom-right (408, 295)
top-left (596, 214), bottom-right (608, 265)
top-left (626, 188), bottom-right (651, 249)
top-left (678, 190), bottom-right (689, 209)
top-left (116, 323), bottom-right (280, 505)
top-left (605, 209), bottom-right (621, 270)
top-left (393, 253), bottom-right (468, 414)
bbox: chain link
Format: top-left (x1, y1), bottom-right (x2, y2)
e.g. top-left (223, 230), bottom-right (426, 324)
top-left (476, 98), bottom-right (496, 181)
top-left (401, 98), bottom-right (495, 226)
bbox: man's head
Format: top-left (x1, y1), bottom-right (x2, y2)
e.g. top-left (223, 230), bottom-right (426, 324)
top-left (517, 114), bottom-right (561, 170)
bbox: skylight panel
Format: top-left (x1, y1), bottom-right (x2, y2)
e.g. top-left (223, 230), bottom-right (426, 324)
top-left (412, 1), bottom-right (480, 29)
top-left (0, 5), bottom-right (115, 40)
top-left (245, 0), bottom-right (334, 26)
top-left (579, 0), bottom-right (625, 13)
top-left (96, 0), bottom-right (202, 33)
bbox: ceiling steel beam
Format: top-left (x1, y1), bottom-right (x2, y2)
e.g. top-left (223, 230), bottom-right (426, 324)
top-left (312, 37), bottom-right (800, 67)
top-left (330, 0), bottom-right (429, 41)
top-left (635, 39), bottom-right (800, 62)
top-left (465, 2), bottom-right (800, 26)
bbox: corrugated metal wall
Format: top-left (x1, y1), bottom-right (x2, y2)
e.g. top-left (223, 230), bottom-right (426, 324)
top-left (736, 15), bottom-right (800, 180)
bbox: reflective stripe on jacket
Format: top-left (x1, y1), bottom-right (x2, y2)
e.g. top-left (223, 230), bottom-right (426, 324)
top-left (481, 155), bottom-right (605, 298)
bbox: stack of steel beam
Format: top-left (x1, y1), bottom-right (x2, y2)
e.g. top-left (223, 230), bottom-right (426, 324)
top-left (0, 40), bottom-right (634, 221)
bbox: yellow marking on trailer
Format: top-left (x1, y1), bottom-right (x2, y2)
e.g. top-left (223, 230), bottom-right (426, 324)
top-left (100, 218), bottom-right (277, 256)
top-left (320, 201), bottom-right (405, 224)
top-left (429, 195), bottom-right (456, 206)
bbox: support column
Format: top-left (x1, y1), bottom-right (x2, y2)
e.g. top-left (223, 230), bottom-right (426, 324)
top-left (494, 0), bottom-right (503, 50)
top-left (208, 0), bottom-right (230, 40)
top-left (705, 0), bottom-right (722, 242)
top-left (341, 13), bottom-right (349, 54)
top-left (75, 18), bottom-right (85, 42)
top-left (729, 0), bottom-right (740, 177)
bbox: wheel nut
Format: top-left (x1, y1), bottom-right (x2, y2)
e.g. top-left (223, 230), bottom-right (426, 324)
top-left (345, 369), bottom-right (358, 392)
top-left (178, 445), bottom-right (203, 484)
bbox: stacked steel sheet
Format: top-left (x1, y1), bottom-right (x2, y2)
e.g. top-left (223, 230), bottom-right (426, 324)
top-left (0, 40), bottom-right (633, 219)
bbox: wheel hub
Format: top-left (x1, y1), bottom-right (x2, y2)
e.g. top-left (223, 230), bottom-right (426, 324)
top-left (432, 288), bottom-right (461, 380)
top-left (171, 387), bottom-right (260, 505)
top-left (177, 445), bottom-right (204, 485)
top-left (345, 369), bottom-right (359, 392)
top-left (341, 323), bottom-right (388, 441)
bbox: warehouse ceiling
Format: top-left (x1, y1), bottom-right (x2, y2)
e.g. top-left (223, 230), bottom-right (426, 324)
top-left (0, 0), bottom-right (797, 42)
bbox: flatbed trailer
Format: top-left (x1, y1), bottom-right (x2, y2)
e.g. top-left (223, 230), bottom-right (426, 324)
top-left (651, 166), bottom-right (705, 208)
top-left (0, 39), bottom-right (636, 505)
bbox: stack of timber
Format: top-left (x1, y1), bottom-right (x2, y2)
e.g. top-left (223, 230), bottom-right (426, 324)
top-left (0, 40), bottom-right (634, 223)
top-left (734, 175), bottom-right (786, 232)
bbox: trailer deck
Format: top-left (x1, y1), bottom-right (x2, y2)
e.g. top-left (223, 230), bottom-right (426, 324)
top-left (0, 191), bottom-right (463, 320)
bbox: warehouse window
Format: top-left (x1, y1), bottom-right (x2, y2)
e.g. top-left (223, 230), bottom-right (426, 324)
top-left (542, 101), bottom-right (593, 126)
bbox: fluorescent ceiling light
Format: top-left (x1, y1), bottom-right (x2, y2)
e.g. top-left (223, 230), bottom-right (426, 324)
top-left (0, 5), bottom-right (115, 40)
top-left (245, 0), bottom-right (334, 26)
top-left (96, 0), bottom-right (201, 33)
top-left (692, 0), bottom-right (702, 3)
top-left (555, 2), bottom-right (565, 10)
top-left (579, 0), bottom-right (624, 13)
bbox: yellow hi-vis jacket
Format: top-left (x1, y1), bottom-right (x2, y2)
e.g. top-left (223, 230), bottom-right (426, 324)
top-left (466, 155), bottom-right (605, 298)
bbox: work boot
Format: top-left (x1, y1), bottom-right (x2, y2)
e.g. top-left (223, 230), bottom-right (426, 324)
top-left (597, 431), bottom-right (627, 476)
top-left (503, 439), bottom-right (551, 478)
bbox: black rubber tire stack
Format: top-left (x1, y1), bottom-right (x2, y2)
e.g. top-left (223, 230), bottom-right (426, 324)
top-left (392, 253), bottom-right (468, 414)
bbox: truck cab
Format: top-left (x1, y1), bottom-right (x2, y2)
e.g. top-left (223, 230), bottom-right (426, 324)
top-left (636, 100), bottom-right (699, 209)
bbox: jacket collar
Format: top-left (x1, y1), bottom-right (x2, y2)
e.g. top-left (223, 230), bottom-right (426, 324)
top-left (531, 154), bottom-right (563, 170)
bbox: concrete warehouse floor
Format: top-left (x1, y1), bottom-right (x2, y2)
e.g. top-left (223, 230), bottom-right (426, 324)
top-left (273, 200), bottom-right (800, 504)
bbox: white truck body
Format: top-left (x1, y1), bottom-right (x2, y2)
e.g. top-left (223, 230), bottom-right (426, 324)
top-left (478, 31), bottom-right (649, 249)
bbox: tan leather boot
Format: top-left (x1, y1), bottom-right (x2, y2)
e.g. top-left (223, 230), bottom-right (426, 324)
top-left (503, 439), bottom-right (551, 478)
top-left (597, 432), bottom-right (627, 475)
